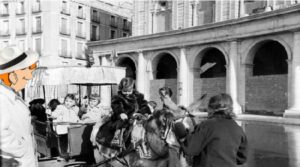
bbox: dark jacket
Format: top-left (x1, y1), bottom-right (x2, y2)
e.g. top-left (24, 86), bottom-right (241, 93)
top-left (110, 91), bottom-right (151, 122)
top-left (96, 91), bottom-right (150, 147)
top-left (182, 117), bottom-right (248, 167)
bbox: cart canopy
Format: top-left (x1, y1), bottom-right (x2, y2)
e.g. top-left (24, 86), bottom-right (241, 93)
top-left (25, 66), bottom-right (126, 103)
top-left (30, 66), bottom-right (126, 86)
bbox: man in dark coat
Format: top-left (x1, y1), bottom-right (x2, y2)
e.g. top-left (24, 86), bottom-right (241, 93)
top-left (176, 93), bottom-right (248, 167)
top-left (96, 77), bottom-right (151, 149)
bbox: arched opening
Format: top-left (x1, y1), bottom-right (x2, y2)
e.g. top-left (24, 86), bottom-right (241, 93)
top-left (245, 40), bottom-right (288, 116)
top-left (156, 53), bottom-right (177, 79)
top-left (150, 52), bottom-right (178, 108)
top-left (192, 47), bottom-right (227, 108)
top-left (253, 41), bottom-right (288, 75)
top-left (200, 48), bottom-right (226, 78)
top-left (116, 57), bottom-right (136, 79)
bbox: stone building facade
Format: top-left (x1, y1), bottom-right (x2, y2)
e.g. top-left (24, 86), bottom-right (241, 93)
top-left (88, 4), bottom-right (300, 118)
top-left (0, 0), bottom-right (132, 67)
top-left (132, 0), bottom-right (298, 36)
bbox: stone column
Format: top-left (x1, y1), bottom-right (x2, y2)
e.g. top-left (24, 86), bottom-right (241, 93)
top-left (178, 46), bottom-right (189, 107)
top-left (227, 41), bottom-right (242, 114)
top-left (284, 31), bottom-right (300, 118)
top-left (239, 0), bottom-right (246, 17)
top-left (100, 55), bottom-right (111, 107)
top-left (136, 50), bottom-right (147, 95)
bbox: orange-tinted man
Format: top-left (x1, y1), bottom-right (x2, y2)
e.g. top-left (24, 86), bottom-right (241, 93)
top-left (0, 46), bottom-right (39, 167)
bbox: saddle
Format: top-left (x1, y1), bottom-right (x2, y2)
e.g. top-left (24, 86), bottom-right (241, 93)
top-left (96, 120), bottom-right (132, 150)
top-left (96, 114), bottom-right (169, 160)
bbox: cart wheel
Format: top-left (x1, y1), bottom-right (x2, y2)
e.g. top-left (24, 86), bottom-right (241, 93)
top-left (63, 162), bottom-right (88, 167)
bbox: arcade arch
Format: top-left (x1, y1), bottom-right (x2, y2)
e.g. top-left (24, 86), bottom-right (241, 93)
top-left (253, 41), bottom-right (288, 75)
top-left (152, 52), bottom-right (178, 79)
top-left (192, 47), bottom-right (227, 105)
top-left (116, 57), bottom-right (136, 79)
top-left (150, 51), bottom-right (178, 105)
top-left (194, 47), bottom-right (227, 78)
top-left (245, 40), bottom-right (288, 115)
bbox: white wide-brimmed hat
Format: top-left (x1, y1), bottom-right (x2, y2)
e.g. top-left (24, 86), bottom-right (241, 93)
top-left (0, 46), bottom-right (39, 74)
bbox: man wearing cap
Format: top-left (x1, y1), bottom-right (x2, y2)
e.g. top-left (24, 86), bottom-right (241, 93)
top-left (0, 46), bottom-right (39, 167)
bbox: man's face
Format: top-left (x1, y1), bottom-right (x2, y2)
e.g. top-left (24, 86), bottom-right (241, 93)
top-left (13, 67), bottom-right (35, 91)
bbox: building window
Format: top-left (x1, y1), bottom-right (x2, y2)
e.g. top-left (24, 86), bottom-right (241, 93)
top-left (110, 29), bottom-right (116, 39)
top-left (91, 25), bottom-right (98, 41)
top-left (61, 1), bottom-right (69, 14)
top-left (0, 3), bottom-right (9, 16)
top-left (92, 10), bottom-right (99, 22)
top-left (78, 5), bottom-right (84, 18)
top-left (32, 0), bottom-right (41, 13)
top-left (76, 22), bottom-right (84, 38)
top-left (16, 1), bottom-right (25, 14)
top-left (33, 16), bottom-right (41, 33)
top-left (76, 42), bottom-right (83, 59)
top-left (60, 39), bottom-right (70, 57)
top-left (34, 38), bottom-right (41, 55)
top-left (122, 32), bottom-right (128, 37)
top-left (110, 15), bottom-right (117, 27)
top-left (123, 19), bottom-right (129, 30)
top-left (17, 19), bottom-right (25, 35)
top-left (18, 40), bottom-right (25, 51)
top-left (1, 20), bottom-right (9, 36)
top-left (60, 18), bottom-right (69, 35)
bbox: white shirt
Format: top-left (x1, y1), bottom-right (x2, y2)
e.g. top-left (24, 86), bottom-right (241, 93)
top-left (52, 105), bottom-right (79, 134)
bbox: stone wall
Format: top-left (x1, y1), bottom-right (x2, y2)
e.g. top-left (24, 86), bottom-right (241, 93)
top-left (149, 79), bottom-right (178, 109)
top-left (148, 75), bottom-right (287, 114)
top-left (245, 74), bottom-right (288, 115)
top-left (193, 77), bottom-right (227, 107)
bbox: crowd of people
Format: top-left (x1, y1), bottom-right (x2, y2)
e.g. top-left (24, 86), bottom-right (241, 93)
top-left (0, 45), bottom-right (248, 167)
top-left (29, 77), bottom-right (248, 167)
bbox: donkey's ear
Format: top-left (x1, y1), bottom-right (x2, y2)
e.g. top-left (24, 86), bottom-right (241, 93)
top-left (200, 93), bottom-right (207, 100)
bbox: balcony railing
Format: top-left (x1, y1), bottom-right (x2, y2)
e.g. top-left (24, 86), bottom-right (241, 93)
top-left (123, 23), bottom-right (130, 31)
top-left (32, 28), bottom-right (42, 34)
top-left (32, 3), bottom-right (41, 13)
top-left (16, 8), bottom-right (25, 15)
top-left (60, 29), bottom-right (70, 36)
top-left (61, 9), bottom-right (70, 15)
top-left (110, 20), bottom-right (118, 28)
top-left (0, 32), bottom-right (10, 37)
top-left (16, 30), bottom-right (26, 36)
top-left (75, 52), bottom-right (85, 60)
top-left (0, 11), bottom-right (9, 17)
top-left (77, 13), bottom-right (85, 19)
top-left (92, 16), bottom-right (100, 23)
top-left (91, 36), bottom-right (99, 41)
top-left (59, 52), bottom-right (72, 58)
top-left (76, 32), bottom-right (85, 39)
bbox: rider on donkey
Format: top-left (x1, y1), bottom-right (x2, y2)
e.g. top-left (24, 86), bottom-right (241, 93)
top-left (97, 77), bottom-right (153, 149)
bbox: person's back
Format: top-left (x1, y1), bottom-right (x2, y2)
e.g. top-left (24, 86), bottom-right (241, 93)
top-left (193, 117), bottom-right (247, 167)
top-left (179, 93), bottom-right (248, 167)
